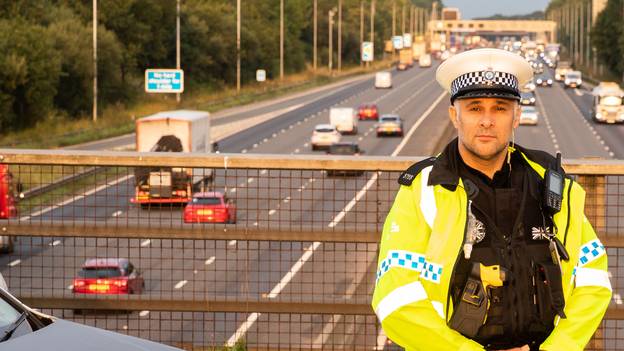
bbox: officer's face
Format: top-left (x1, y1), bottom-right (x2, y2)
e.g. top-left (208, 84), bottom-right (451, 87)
top-left (449, 97), bottom-right (520, 161)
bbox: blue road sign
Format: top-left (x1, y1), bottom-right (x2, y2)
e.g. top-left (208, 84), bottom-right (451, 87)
top-left (145, 69), bottom-right (184, 93)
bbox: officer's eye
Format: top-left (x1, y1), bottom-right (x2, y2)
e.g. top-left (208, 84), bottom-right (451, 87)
top-left (495, 106), bottom-right (507, 111)
top-left (470, 106), bottom-right (481, 112)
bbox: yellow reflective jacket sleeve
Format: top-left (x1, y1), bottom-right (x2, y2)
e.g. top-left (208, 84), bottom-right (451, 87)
top-left (371, 181), bottom-right (484, 351)
top-left (540, 213), bottom-right (612, 351)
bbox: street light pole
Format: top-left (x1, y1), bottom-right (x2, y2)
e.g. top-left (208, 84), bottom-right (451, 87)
top-left (360, 0), bottom-right (364, 67)
top-left (176, 0), bottom-right (181, 103)
top-left (313, 0), bottom-right (317, 72)
top-left (236, 0), bottom-right (241, 93)
top-left (329, 9), bottom-right (335, 72)
top-left (338, 0), bottom-right (342, 72)
top-left (280, 0), bottom-right (284, 80)
top-left (370, 0), bottom-right (375, 63)
top-left (92, 0), bottom-right (97, 122)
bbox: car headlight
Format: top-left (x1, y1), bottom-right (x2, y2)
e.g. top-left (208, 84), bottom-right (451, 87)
top-left (577, 79), bottom-right (582, 84)
top-left (530, 98), bottom-right (535, 103)
top-left (596, 112), bottom-right (603, 119)
top-left (547, 79), bottom-right (553, 84)
top-left (537, 79), bottom-right (543, 84)
top-left (565, 79), bottom-right (570, 84)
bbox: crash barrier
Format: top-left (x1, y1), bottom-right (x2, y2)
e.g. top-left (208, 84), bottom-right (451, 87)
top-left (0, 149), bottom-right (622, 350)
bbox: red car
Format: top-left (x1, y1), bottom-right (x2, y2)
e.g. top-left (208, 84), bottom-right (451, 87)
top-left (73, 258), bottom-right (144, 294)
top-left (358, 104), bottom-right (379, 120)
top-left (184, 191), bottom-right (237, 223)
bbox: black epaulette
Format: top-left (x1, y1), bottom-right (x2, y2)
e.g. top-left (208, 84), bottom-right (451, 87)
top-left (398, 157), bottom-right (436, 186)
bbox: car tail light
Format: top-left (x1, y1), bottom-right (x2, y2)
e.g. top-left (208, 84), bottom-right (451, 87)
top-left (73, 279), bottom-right (85, 287)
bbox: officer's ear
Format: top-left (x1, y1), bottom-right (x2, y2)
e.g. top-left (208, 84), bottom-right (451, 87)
top-left (449, 101), bottom-right (460, 129)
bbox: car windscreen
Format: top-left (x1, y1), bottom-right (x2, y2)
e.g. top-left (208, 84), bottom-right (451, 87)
top-left (522, 107), bottom-right (537, 113)
top-left (567, 73), bottom-right (580, 79)
top-left (79, 267), bottom-right (123, 278)
top-left (380, 117), bottom-right (399, 123)
top-left (601, 96), bottom-right (623, 106)
top-left (191, 197), bottom-right (222, 205)
top-left (329, 145), bottom-right (357, 154)
top-left (315, 128), bottom-right (335, 133)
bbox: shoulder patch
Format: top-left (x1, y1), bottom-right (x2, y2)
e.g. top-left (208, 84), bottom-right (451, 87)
top-left (398, 157), bottom-right (436, 186)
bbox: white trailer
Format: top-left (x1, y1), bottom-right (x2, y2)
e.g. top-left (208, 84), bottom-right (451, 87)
top-left (134, 110), bottom-right (212, 206)
top-left (329, 107), bottom-right (358, 135)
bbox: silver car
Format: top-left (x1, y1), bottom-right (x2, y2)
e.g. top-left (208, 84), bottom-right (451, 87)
top-left (0, 286), bottom-right (181, 350)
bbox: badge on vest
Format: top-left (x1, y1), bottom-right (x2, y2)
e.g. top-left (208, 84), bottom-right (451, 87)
top-left (464, 200), bottom-right (486, 259)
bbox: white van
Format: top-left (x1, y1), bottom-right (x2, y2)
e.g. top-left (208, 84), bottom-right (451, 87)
top-left (329, 107), bottom-right (358, 134)
top-left (375, 72), bottom-right (392, 89)
top-left (419, 54), bottom-right (432, 68)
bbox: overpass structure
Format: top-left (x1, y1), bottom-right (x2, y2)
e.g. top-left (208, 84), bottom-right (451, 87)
top-left (428, 19), bottom-right (557, 45)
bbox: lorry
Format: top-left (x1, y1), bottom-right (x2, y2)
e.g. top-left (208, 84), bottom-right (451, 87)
top-left (133, 110), bottom-right (212, 207)
top-left (398, 48), bottom-right (414, 70)
top-left (329, 107), bottom-right (358, 135)
top-left (0, 165), bottom-right (20, 253)
top-left (591, 82), bottom-right (624, 123)
top-left (555, 61), bottom-right (571, 81)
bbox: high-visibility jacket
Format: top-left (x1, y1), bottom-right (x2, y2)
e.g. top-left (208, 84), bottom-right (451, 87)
top-left (371, 146), bottom-right (612, 351)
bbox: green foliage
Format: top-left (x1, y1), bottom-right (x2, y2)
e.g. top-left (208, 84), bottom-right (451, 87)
top-left (590, 0), bottom-right (624, 77)
top-left (0, 0), bottom-right (434, 132)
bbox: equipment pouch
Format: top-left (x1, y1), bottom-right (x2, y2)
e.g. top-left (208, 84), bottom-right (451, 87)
top-left (449, 277), bottom-right (488, 338)
top-left (534, 262), bottom-right (567, 321)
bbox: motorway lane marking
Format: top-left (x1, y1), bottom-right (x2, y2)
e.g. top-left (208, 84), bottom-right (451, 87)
top-left (574, 89), bottom-right (583, 96)
top-left (534, 91), bottom-right (561, 154)
top-left (205, 256), bottom-right (216, 265)
top-left (111, 210), bottom-right (123, 217)
top-left (260, 169), bottom-right (267, 175)
top-left (227, 90), bottom-right (448, 346)
top-left (283, 197), bottom-right (291, 203)
top-left (269, 209), bottom-right (277, 216)
top-left (20, 174), bottom-right (134, 221)
top-left (241, 149), bottom-right (247, 153)
top-left (228, 240), bottom-right (237, 246)
top-left (50, 240), bottom-right (61, 246)
top-left (139, 310), bottom-right (150, 317)
top-left (7, 259), bottom-right (20, 267)
top-left (174, 280), bottom-right (188, 289)
top-left (230, 188), bottom-right (237, 193)
top-left (614, 293), bottom-right (623, 305)
top-left (247, 178), bottom-right (254, 184)
top-left (140, 239), bottom-right (151, 247)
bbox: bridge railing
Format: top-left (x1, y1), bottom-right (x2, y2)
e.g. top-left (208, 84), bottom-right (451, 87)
top-left (0, 149), bottom-right (621, 350)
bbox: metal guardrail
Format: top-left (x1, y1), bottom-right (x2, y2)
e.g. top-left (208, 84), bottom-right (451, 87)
top-left (0, 150), bottom-right (622, 350)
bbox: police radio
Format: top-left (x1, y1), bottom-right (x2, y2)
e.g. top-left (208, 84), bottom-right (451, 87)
top-left (543, 153), bottom-right (564, 214)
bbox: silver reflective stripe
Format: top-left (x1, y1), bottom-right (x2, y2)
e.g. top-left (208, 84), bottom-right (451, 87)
top-left (375, 281), bottom-right (428, 322)
top-left (420, 165), bottom-right (437, 229)
top-left (575, 267), bottom-right (612, 291)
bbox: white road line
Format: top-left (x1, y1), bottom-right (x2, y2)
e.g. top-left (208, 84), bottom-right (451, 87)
top-left (20, 174), bottom-right (134, 221)
top-left (174, 280), bottom-right (188, 289)
top-left (8, 259), bottom-right (20, 267)
top-left (139, 310), bottom-right (150, 317)
top-left (260, 169), bottom-right (268, 175)
top-left (111, 210), bottom-right (123, 217)
top-left (227, 88), bottom-right (447, 346)
top-left (230, 188), bottom-right (237, 193)
top-left (247, 178), bottom-right (254, 184)
top-left (269, 209), bottom-right (277, 216)
top-left (614, 293), bottom-right (623, 305)
top-left (228, 240), bottom-right (237, 246)
top-left (140, 239), bottom-right (151, 247)
top-left (574, 89), bottom-right (583, 96)
top-left (283, 197), bottom-right (291, 203)
top-left (534, 91), bottom-right (561, 154)
top-left (205, 256), bottom-right (216, 265)
top-left (50, 240), bottom-right (61, 246)
top-left (241, 149), bottom-right (248, 153)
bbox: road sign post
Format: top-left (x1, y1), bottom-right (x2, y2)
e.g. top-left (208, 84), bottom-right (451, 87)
top-left (145, 69), bottom-right (184, 93)
top-left (361, 42), bottom-right (374, 62)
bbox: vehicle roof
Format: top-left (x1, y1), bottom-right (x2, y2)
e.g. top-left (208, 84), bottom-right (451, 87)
top-left (521, 106), bottom-right (537, 111)
top-left (139, 110), bottom-right (210, 122)
top-left (380, 114), bottom-right (400, 119)
top-left (566, 70), bottom-right (581, 75)
top-left (521, 91), bottom-right (535, 96)
top-left (82, 258), bottom-right (129, 268)
top-left (331, 141), bottom-right (358, 146)
top-left (192, 191), bottom-right (224, 198)
top-left (315, 124), bottom-right (335, 130)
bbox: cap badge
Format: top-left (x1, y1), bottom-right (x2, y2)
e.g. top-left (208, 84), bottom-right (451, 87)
top-left (483, 70), bottom-right (495, 85)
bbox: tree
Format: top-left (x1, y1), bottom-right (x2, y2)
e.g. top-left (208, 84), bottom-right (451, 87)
top-left (591, 0), bottom-right (624, 77)
top-left (0, 19), bottom-right (61, 130)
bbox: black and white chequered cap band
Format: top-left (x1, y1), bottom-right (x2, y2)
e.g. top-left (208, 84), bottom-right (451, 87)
top-left (450, 70), bottom-right (519, 97)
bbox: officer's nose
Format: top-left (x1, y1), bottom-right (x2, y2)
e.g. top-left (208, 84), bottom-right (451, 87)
top-left (479, 112), bottom-right (494, 128)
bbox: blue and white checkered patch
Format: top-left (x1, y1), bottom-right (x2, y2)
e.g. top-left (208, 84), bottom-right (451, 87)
top-left (450, 70), bottom-right (519, 96)
top-left (421, 261), bottom-right (443, 284)
top-left (376, 250), bottom-right (442, 284)
top-left (578, 239), bottom-right (606, 267)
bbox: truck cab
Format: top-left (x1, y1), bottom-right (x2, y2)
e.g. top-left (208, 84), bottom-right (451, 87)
top-left (592, 82), bottom-right (624, 123)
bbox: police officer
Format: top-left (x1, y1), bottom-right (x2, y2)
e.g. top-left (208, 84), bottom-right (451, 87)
top-left (371, 49), bottom-right (611, 351)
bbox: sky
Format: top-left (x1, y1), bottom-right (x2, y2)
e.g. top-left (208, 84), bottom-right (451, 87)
top-left (442, 0), bottom-right (550, 19)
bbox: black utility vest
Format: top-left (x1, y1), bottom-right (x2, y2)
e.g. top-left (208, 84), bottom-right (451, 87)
top-left (451, 152), bottom-right (557, 351)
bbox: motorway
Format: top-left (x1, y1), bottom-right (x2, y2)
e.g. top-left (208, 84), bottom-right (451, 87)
top-left (2, 60), bottom-right (624, 349)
